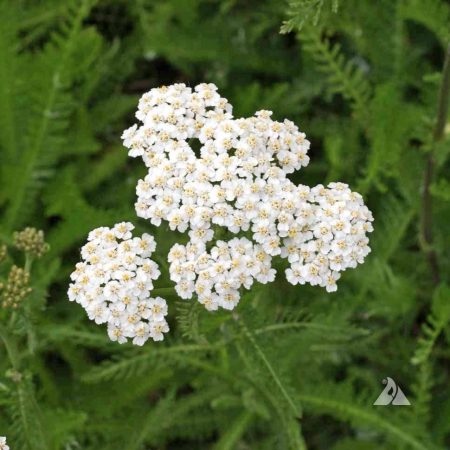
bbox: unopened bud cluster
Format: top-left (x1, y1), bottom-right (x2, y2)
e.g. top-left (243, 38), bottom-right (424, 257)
top-left (13, 227), bottom-right (49, 258)
top-left (0, 265), bottom-right (32, 309)
top-left (0, 245), bottom-right (7, 263)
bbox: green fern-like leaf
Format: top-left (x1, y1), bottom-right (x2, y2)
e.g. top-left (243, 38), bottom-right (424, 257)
top-left (0, 3), bottom-right (19, 188)
top-left (411, 284), bottom-right (450, 430)
top-left (82, 343), bottom-right (215, 383)
top-left (412, 284), bottom-right (450, 366)
top-left (124, 387), bottom-right (225, 450)
top-left (2, 0), bottom-right (95, 230)
top-left (234, 337), bottom-right (306, 450)
top-left (359, 82), bottom-right (421, 192)
top-left (300, 26), bottom-right (371, 120)
top-left (8, 378), bottom-right (48, 450)
top-left (298, 381), bottom-right (433, 450)
top-left (281, 0), bottom-right (339, 33)
top-left (175, 299), bottom-right (209, 344)
top-left (399, 0), bottom-right (450, 48)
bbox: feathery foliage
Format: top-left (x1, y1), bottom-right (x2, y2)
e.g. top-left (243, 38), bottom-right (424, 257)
top-left (0, 0), bottom-right (449, 448)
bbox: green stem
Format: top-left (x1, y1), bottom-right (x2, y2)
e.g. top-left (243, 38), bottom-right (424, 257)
top-left (213, 411), bottom-right (253, 450)
top-left (236, 315), bottom-right (301, 418)
top-left (0, 323), bottom-right (20, 369)
top-left (24, 253), bottom-right (33, 273)
top-left (2, 298), bottom-right (52, 449)
top-left (234, 339), bottom-right (306, 450)
top-left (421, 43), bottom-right (450, 285)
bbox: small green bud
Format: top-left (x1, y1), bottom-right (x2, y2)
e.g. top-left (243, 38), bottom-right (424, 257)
top-left (5, 369), bottom-right (23, 383)
top-left (0, 245), bottom-right (7, 263)
top-left (1, 265), bottom-right (32, 309)
top-left (13, 227), bottom-right (49, 258)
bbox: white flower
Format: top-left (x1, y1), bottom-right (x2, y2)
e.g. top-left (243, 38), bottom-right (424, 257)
top-left (132, 322), bottom-right (151, 346)
top-left (175, 279), bottom-right (196, 299)
top-left (198, 293), bottom-right (220, 311)
top-left (0, 437), bottom-right (9, 450)
top-left (150, 320), bottom-right (170, 341)
top-left (149, 297), bottom-right (168, 321)
top-left (68, 223), bottom-right (169, 344)
top-left (113, 221), bottom-right (134, 240)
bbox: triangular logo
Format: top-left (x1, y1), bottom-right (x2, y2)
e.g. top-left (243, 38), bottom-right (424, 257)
top-left (391, 386), bottom-right (411, 405)
top-left (373, 377), bottom-right (411, 406)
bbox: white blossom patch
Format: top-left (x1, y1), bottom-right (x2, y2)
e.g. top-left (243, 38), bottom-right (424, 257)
top-left (68, 222), bottom-right (169, 345)
top-left (122, 83), bottom-right (373, 304)
top-left (168, 237), bottom-right (275, 311)
top-left (69, 83), bottom-right (374, 341)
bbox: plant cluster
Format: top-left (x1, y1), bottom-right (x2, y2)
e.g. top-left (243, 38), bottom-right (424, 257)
top-left (69, 81), bottom-right (373, 342)
top-left (0, 0), bottom-right (449, 449)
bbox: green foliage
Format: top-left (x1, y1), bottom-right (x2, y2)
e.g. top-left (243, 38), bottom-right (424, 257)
top-left (1, 0), bottom-right (450, 449)
top-left (281, 0), bottom-right (339, 33)
top-left (2, 0), bottom-right (95, 230)
top-left (297, 382), bottom-right (430, 450)
top-left (399, 0), bottom-right (450, 48)
top-left (411, 284), bottom-right (450, 432)
top-left (300, 25), bottom-right (372, 121)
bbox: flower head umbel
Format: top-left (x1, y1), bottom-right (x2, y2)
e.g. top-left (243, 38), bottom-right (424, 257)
top-left (122, 84), bottom-right (310, 242)
top-left (122, 83), bottom-right (373, 300)
top-left (68, 222), bottom-right (169, 345)
top-left (283, 183), bottom-right (373, 292)
top-left (169, 237), bottom-right (275, 311)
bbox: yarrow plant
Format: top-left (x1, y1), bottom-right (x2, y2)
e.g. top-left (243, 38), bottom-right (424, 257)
top-left (69, 83), bottom-right (373, 344)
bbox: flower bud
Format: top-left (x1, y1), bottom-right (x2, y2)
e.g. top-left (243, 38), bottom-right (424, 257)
top-left (13, 227), bottom-right (49, 258)
top-left (0, 265), bottom-right (32, 309)
top-left (0, 245), bottom-right (7, 263)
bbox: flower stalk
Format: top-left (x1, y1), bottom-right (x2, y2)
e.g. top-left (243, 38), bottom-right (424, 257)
top-left (421, 43), bottom-right (450, 285)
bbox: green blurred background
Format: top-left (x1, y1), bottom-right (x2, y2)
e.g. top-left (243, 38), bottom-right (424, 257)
top-left (0, 0), bottom-right (450, 449)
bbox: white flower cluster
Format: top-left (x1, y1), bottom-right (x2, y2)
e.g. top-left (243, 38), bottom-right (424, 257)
top-left (121, 83), bottom-right (373, 307)
top-left (168, 238), bottom-right (275, 311)
top-left (121, 83), bottom-right (309, 239)
top-left (0, 437), bottom-right (9, 450)
top-left (283, 182), bottom-right (373, 292)
top-left (68, 222), bottom-right (169, 345)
